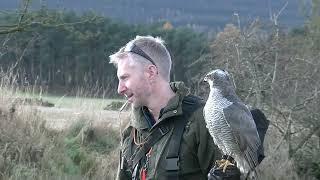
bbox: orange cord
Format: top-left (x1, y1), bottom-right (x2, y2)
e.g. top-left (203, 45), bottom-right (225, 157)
top-left (134, 128), bottom-right (153, 180)
top-left (133, 128), bottom-right (145, 146)
top-left (133, 129), bottom-right (153, 155)
top-left (146, 147), bottom-right (152, 156)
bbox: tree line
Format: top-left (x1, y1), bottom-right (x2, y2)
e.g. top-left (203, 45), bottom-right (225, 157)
top-left (0, 10), bottom-right (209, 97)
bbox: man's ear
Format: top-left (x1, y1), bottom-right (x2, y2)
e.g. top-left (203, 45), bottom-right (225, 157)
top-left (146, 65), bottom-right (158, 79)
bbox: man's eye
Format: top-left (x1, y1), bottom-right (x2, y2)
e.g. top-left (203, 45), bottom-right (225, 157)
top-left (121, 76), bottom-right (128, 80)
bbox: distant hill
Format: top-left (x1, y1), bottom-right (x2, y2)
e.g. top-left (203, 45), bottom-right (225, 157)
top-left (0, 0), bottom-right (305, 31)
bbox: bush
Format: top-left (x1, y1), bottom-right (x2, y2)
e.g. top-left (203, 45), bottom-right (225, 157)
top-left (104, 101), bottom-right (128, 111)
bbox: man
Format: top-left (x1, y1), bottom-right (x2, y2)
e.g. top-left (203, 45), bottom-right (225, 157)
top-left (109, 35), bottom-right (239, 180)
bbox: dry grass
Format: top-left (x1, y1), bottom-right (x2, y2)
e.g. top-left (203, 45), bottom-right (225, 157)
top-left (0, 73), bottom-right (125, 179)
top-left (0, 104), bottom-right (122, 179)
top-left (1, 73), bottom-right (319, 179)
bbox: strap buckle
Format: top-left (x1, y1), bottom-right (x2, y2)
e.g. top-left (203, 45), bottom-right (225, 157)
top-left (165, 157), bottom-right (179, 171)
top-left (159, 126), bottom-right (169, 135)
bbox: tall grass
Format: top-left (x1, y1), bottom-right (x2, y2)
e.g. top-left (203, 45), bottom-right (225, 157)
top-left (0, 72), bottom-right (121, 179)
top-left (1, 73), bottom-right (319, 179)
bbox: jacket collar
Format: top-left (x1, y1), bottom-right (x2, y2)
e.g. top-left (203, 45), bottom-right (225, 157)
top-left (131, 81), bottom-right (190, 130)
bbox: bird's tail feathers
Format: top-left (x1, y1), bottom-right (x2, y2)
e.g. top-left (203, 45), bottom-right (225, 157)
top-left (243, 147), bottom-right (259, 179)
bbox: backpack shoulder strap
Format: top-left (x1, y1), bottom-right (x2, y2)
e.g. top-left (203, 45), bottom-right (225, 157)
top-left (165, 95), bottom-right (204, 179)
top-left (130, 125), bottom-right (169, 169)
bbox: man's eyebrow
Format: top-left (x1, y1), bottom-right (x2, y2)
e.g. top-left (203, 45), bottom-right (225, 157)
top-left (118, 74), bottom-right (129, 79)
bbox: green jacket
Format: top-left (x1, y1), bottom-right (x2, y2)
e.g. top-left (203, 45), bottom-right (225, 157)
top-left (117, 82), bottom-right (220, 180)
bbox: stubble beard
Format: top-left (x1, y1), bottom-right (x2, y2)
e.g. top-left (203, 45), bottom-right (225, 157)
top-left (132, 88), bottom-right (152, 108)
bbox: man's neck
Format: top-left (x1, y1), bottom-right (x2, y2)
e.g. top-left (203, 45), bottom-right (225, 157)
top-left (147, 83), bottom-right (175, 120)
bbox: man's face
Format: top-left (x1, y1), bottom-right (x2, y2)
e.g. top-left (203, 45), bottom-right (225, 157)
top-left (117, 57), bottom-right (151, 108)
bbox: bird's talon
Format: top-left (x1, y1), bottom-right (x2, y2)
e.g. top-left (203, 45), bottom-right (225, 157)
top-left (218, 159), bottom-right (235, 173)
top-left (216, 159), bottom-right (226, 166)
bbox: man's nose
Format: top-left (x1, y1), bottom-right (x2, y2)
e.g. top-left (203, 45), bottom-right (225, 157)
top-left (117, 82), bottom-right (126, 95)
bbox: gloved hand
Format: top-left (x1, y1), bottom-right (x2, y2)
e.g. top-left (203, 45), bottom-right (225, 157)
top-left (208, 164), bottom-right (241, 180)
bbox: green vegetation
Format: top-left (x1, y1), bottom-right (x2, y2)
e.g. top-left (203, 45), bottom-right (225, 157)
top-left (0, 10), bottom-right (209, 97)
top-left (0, 2), bottom-right (320, 179)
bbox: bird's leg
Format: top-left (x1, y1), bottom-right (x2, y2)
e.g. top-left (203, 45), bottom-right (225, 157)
top-left (219, 159), bottom-right (235, 172)
top-left (215, 154), bottom-right (228, 166)
top-left (217, 155), bottom-right (236, 172)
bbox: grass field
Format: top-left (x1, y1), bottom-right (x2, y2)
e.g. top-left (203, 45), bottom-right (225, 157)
top-left (0, 84), bottom-right (317, 179)
top-left (13, 91), bottom-right (130, 131)
top-left (16, 91), bottom-right (126, 109)
top-left (0, 88), bottom-right (125, 179)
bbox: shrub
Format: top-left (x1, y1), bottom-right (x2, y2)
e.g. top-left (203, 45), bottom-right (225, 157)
top-left (104, 101), bottom-right (129, 111)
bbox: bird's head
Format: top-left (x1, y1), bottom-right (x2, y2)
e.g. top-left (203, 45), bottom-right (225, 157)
top-left (203, 69), bottom-right (233, 88)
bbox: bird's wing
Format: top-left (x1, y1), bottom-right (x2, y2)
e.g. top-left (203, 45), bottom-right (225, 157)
top-left (222, 102), bottom-right (260, 168)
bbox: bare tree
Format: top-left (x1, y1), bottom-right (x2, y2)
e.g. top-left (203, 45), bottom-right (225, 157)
top-left (187, 7), bottom-right (320, 178)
